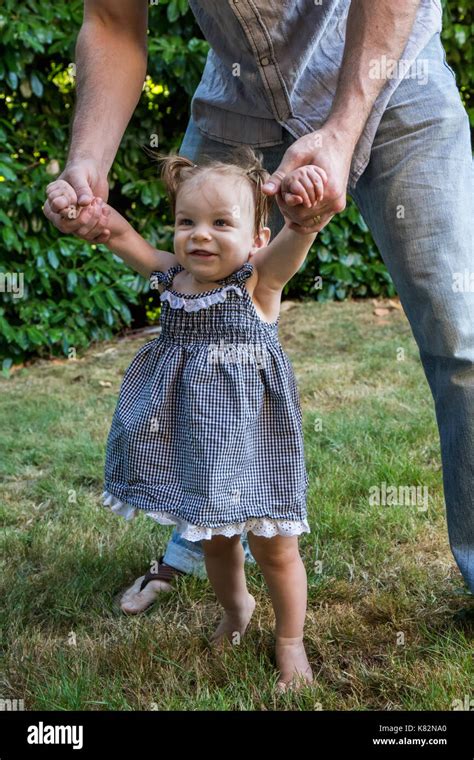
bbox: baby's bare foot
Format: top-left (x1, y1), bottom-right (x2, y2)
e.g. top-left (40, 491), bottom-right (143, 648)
top-left (210, 593), bottom-right (256, 648)
top-left (275, 635), bottom-right (313, 693)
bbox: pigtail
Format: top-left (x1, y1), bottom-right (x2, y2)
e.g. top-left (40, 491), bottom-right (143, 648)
top-left (142, 146), bottom-right (199, 216)
top-left (244, 160), bottom-right (274, 233)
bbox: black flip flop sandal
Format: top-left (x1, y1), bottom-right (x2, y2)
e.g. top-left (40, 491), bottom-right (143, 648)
top-left (114, 556), bottom-right (187, 615)
top-left (139, 554), bottom-right (186, 591)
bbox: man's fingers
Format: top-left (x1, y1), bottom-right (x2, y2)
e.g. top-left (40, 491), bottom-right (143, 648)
top-left (91, 227), bottom-right (111, 244)
top-left (276, 188), bottom-right (336, 229)
top-left (87, 217), bottom-right (111, 243)
top-left (42, 198), bottom-right (56, 224)
top-left (43, 198), bottom-right (75, 234)
top-left (288, 211), bottom-right (334, 234)
top-left (62, 165), bottom-right (95, 205)
top-left (46, 179), bottom-right (78, 214)
top-left (44, 161), bottom-right (111, 243)
top-left (261, 150), bottom-right (303, 195)
top-left (44, 195), bottom-right (104, 239)
top-left (72, 184), bottom-right (94, 206)
top-left (46, 174), bottom-right (94, 216)
top-left (262, 169), bottom-right (286, 195)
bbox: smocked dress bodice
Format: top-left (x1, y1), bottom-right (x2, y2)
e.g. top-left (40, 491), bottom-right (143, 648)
top-left (149, 261), bottom-right (281, 345)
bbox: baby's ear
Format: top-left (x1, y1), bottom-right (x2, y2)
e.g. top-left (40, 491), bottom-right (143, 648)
top-left (253, 226), bottom-right (271, 250)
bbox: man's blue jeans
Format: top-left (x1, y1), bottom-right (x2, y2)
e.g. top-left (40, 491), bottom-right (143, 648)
top-left (163, 31), bottom-right (474, 592)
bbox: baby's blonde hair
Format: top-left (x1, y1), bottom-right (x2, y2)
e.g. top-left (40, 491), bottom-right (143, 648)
top-left (145, 144), bottom-right (274, 237)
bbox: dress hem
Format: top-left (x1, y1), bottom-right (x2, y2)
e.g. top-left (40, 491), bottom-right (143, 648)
top-left (101, 490), bottom-right (310, 542)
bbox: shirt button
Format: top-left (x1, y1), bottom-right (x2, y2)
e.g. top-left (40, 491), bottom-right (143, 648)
top-left (260, 57), bottom-right (270, 66)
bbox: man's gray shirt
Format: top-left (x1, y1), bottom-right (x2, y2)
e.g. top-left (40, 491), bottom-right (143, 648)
top-left (187, 0), bottom-right (442, 189)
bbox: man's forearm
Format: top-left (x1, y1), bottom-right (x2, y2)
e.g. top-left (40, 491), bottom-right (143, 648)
top-left (323, 0), bottom-right (421, 149)
top-left (67, 18), bottom-right (148, 173)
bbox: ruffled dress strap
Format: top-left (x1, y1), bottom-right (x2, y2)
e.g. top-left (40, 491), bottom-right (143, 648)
top-left (149, 264), bottom-right (182, 291)
top-left (217, 261), bottom-right (254, 286)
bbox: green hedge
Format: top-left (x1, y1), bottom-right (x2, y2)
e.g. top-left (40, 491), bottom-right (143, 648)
top-left (0, 0), bottom-right (471, 367)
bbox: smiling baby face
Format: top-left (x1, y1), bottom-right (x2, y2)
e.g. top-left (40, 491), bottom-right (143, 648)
top-left (173, 170), bottom-right (270, 285)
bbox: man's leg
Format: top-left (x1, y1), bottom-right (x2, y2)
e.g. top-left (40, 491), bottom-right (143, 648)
top-left (350, 31), bottom-right (474, 592)
top-left (121, 120), bottom-right (294, 609)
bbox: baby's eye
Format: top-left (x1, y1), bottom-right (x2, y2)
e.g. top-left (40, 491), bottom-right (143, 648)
top-left (179, 218), bottom-right (193, 226)
top-left (215, 219), bottom-right (229, 226)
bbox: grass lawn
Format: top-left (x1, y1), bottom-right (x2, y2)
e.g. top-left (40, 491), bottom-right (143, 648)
top-left (1, 297), bottom-right (472, 711)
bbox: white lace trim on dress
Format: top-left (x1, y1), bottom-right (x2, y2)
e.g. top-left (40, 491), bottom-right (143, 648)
top-left (159, 284), bottom-right (243, 312)
top-left (101, 490), bottom-right (310, 540)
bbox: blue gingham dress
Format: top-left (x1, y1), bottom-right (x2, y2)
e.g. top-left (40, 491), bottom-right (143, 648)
top-left (101, 261), bottom-right (310, 541)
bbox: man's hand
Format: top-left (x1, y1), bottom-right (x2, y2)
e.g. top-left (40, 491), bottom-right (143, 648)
top-left (262, 127), bottom-right (353, 233)
top-left (43, 159), bottom-right (111, 242)
top-left (262, 0), bottom-right (421, 234)
top-left (45, 195), bottom-right (112, 244)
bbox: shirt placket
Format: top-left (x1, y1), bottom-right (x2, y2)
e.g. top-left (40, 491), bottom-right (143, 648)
top-left (229, 2), bottom-right (291, 120)
top-left (229, 1), bottom-right (313, 140)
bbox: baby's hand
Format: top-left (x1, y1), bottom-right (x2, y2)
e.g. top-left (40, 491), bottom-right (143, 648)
top-left (280, 165), bottom-right (327, 208)
top-left (57, 197), bottom-right (110, 243)
top-left (69, 197), bottom-right (126, 245)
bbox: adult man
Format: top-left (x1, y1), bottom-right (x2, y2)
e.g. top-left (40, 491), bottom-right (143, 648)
top-left (44, 1), bottom-right (473, 612)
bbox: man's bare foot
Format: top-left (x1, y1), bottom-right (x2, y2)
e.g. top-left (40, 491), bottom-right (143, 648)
top-left (275, 635), bottom-right (313, 693)
top-left (120, 573), bottom-right (177, 615)
top-left (210, 593), bottom-right (256, 648)
top-left (119, 557), bottom-right (186, 614)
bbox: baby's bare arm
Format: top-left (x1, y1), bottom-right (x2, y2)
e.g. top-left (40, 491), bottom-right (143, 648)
top-left (252, 224), bottom-right (318, 293)
top-left (74, 198), bottom-right (176, 278)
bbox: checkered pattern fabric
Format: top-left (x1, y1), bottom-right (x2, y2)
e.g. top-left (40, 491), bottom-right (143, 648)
top-left (102, 261), bottom-right (310, 530)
